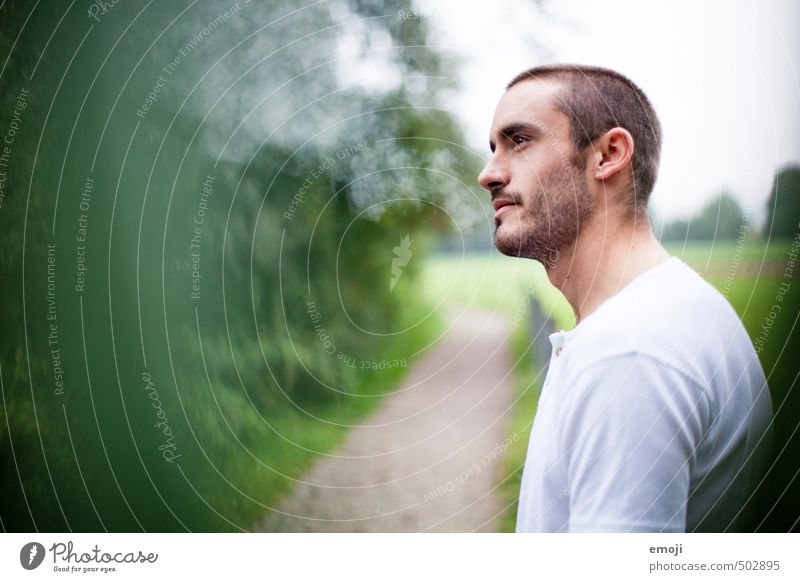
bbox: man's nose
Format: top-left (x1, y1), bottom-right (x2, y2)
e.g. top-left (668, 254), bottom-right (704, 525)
top-left (478, 157), bottom-right (509, 192)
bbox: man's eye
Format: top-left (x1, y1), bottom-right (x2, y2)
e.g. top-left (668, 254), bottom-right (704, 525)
top-left (512, 135), bottom-right (528, 146)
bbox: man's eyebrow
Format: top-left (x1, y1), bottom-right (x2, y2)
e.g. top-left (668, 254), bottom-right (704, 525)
top-left (489, 122), bottom-right (544, 151)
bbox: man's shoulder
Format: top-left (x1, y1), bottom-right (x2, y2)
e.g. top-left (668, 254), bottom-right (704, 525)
top-left (562, 257), bottom-right (751, 377)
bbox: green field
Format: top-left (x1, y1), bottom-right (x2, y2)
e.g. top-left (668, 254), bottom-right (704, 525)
top-left (422, 237), bottom-right (800, 532)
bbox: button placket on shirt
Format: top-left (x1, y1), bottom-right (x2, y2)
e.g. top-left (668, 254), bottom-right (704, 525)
top-left (540, 334), bottom-right (566, 407)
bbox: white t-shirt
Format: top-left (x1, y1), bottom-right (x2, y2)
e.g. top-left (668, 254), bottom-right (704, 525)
top-left (516, 256), bottom-right (773, 532)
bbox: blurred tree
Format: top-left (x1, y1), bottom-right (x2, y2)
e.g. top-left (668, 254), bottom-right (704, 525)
top-left (763, 165), bottom-right (800, 239)
top-left (660, 192), bottom-right (747, 241)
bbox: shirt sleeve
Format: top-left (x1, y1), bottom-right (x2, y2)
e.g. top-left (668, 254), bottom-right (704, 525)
top-left (558, 353), bottom-right (711, 532)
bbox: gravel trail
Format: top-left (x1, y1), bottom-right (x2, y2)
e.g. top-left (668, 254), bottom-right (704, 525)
top-left (255, 308), bottom-right (516, 532)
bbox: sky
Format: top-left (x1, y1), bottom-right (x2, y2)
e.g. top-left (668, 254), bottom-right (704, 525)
top-left (413, 0), bottom-right (800, 225)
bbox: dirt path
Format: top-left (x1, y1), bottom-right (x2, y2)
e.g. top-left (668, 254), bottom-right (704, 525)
top-left (255, 308), bottom-right (516, 532)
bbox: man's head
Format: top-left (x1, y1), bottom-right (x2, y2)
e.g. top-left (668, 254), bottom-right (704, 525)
top-left (478, 64), bottom-right (662, 265)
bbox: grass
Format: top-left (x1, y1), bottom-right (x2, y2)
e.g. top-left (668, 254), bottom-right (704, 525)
top-left (420, 251), bottom-right (574, 328)
top-left (664, 238), bottom-right (793, 268)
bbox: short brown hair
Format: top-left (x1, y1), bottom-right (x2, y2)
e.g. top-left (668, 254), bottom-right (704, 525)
top-left (508, 64), bottom-right (662, 213)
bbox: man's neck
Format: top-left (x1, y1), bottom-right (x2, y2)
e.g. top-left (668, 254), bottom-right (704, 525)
top-left (545, 208), bottom-right (671, 325)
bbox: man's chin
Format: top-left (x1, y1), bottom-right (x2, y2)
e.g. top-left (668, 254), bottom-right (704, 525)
top-left (493, 227), bottom-right (528, 258)
top-left (493, 227), bottom-right (561, 266)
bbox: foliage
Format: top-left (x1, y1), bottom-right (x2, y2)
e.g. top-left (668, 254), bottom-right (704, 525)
top-left (763, 165), bottom-right (800, 239)
top-left (0, 0), bottom-right (478, 531)
top-left (660, 192), bottom-right (747, 241)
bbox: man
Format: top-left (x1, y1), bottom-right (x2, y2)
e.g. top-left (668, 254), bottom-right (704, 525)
top-left (478, 64), bottom-right (773, 532)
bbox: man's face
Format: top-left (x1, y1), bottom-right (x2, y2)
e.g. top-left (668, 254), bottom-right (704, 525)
top-left (478, 79), bottom-right (594, 265)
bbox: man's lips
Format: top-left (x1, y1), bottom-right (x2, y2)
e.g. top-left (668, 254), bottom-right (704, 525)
top-left (492, 197), bottom-right (518, 219)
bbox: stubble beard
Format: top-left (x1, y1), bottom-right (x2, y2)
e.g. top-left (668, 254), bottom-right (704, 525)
top-left (493, 163), bottom-right (594, 268)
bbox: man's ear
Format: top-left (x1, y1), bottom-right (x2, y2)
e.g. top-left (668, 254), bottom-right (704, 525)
top-left (592, 127), bottom-right (634, 182)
